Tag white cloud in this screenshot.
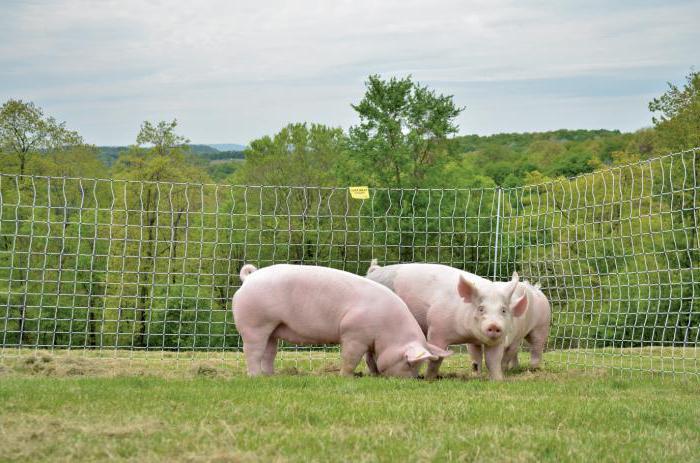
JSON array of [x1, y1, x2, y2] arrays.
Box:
[[0, 0, 697, 144]]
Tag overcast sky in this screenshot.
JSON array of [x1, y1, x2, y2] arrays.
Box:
[[1, 0, 698, 146]]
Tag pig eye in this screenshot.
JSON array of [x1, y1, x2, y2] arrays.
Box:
[[501, 308, 507, 314], [478, 306, 485, 313]]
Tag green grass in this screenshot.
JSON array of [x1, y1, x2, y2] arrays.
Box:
[[0, 352, 699, 462]]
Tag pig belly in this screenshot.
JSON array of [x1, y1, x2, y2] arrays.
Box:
[[271, 323, 339, 345]]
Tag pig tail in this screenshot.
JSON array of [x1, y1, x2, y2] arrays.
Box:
[[240, 264, 258, 282]]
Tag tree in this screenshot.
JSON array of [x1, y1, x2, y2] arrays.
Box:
[[0, 99, 83, 175], [31, 145, 107, 179], [0, 101, 85, 344], [135, 119, 190, 156], [348, 75, 464, 187], [649, 70, 700, 307], [649, 70, 700, 151], [235, 122, 347, 186], [111, 119, 210, 347], [234, 123, 350, 264]]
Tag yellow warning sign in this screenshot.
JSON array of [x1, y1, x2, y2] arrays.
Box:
[[349, 186, 369, 199]]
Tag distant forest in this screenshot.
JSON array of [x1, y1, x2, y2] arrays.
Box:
[[96, 144, 245, 180], [47, 129, 641, 186]]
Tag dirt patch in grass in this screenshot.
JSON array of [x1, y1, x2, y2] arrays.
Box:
[[190, 362, 225, 378], [8, 354, 131, 378], [0, 352, 579, 382], [1, 348, 695, 383]]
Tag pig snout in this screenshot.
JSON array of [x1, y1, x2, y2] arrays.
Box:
[[484, 323, 504, 339]]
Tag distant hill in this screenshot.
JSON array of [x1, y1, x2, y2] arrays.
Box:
[[96, 144, 237, 166], [94, 143, 245, 182], [190, 144, 221, 155], [96, 146, 127, 165], [197, 150, 245, 161], [450, 129, 624, 155], [207, 143, 247, 152]]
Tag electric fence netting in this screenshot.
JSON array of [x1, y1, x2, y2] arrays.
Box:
[[0, 148, 698, 378]]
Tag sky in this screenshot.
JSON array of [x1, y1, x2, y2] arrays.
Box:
[[1, 0, 698, 146]]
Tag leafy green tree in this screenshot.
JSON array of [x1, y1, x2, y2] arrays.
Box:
[[110, 119, 210, 347], [207, 160, 240, 182], [624, 128, 657, 158], [135, 119, 190, 156], [649, 70, 700, 151], [234, 123, 351, 264], [348, 75, 464, 187], [236, 123, 347, 186], [474, 145, 519, 185], [649, 71, 700, 316], [31, 145, 107, 178], [0, 99, 83, 175]]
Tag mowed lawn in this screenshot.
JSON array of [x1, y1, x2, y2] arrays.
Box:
[[0, 352, 698, 462]]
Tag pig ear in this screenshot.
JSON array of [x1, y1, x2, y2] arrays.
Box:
[[511, 293, 528, 318], [405, 344, 437, 365], [457, 275, 478, 303], [426, 343, 453, 359]]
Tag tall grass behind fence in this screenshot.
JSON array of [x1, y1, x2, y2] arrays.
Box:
[[0, 148, 698, 377]]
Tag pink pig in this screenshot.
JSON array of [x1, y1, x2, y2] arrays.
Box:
[[232, 264, 451, 377], [469, 280, 551, 373], [366, 261, 527, 380]]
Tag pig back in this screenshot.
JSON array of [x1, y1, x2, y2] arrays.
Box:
[[526, 283, 551, 327], [368, 263, 486, 333]]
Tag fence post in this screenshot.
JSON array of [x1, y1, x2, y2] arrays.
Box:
[[492, 187, 502, 280]]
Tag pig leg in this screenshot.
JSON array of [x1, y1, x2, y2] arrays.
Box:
[[510, 351, 520, 370], [340, 340, 367, 376], [242, 333, 272, 377], [526, 328, 548, 370], [467, 343, 483, 375], [484, 344, 505, 380], [425, 332, 448, 379], [261, 337, 278, 375], [365, 351, 379, 376], [501, 342, 520, 371], [425, 357, 444, 380]]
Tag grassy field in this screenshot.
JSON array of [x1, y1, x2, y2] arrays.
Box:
[[1, 351, 699, 462]]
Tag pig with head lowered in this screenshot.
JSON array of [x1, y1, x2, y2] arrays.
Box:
[[469, 280, 551, 373], [366, 261, 527, 380], [233, 264, 451, 377]]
